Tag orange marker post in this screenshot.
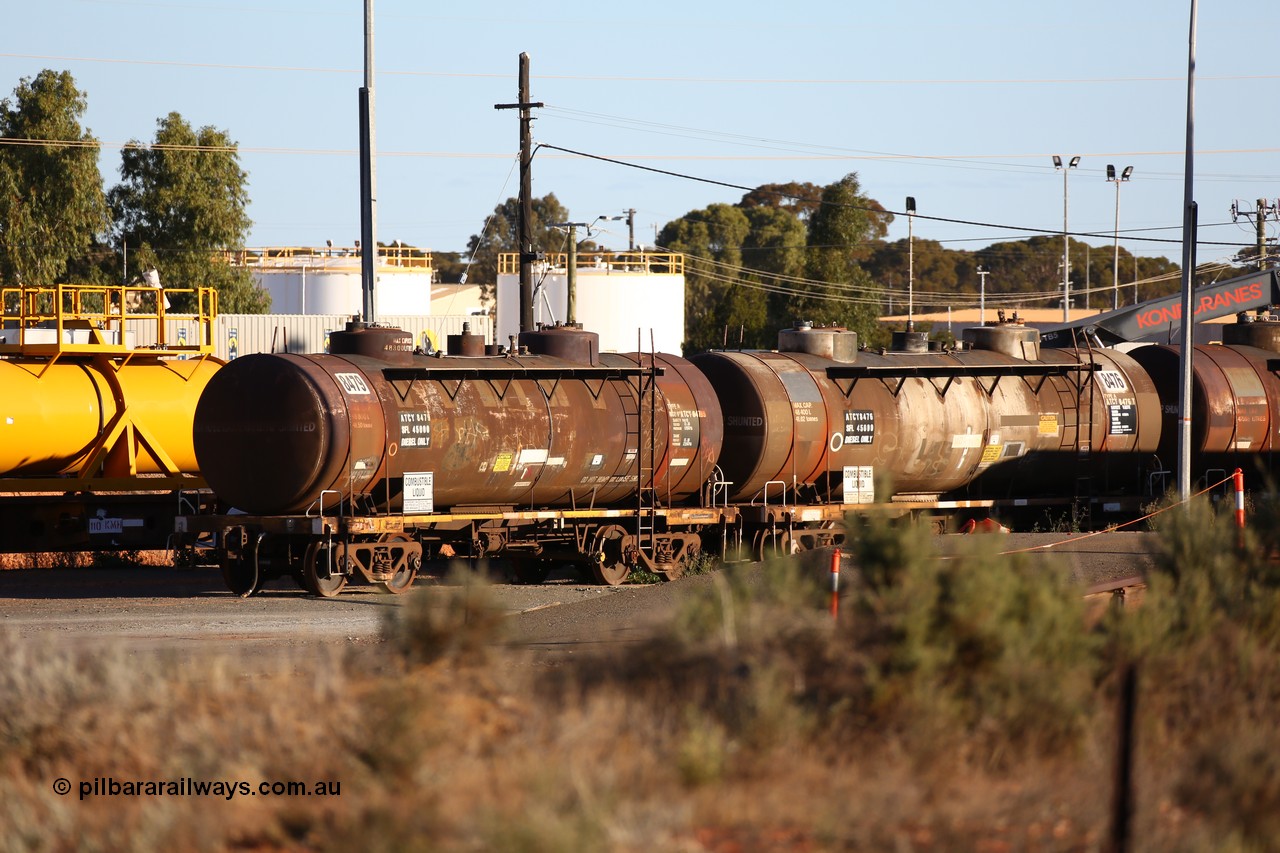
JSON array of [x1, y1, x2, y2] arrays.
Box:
[[829, 548, 841, 621], [1233, 468, 1245, 549]]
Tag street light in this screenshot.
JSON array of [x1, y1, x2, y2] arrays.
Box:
[[1107, 165, 1134, 311], [1053, 155, 1080, 322]]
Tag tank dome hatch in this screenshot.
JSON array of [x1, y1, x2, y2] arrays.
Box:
[[518, 323, 600, 365], [1222, 309, 1280, 352], [890, 329, 930, 353], [777, 321, 858, 362], [446, 321, 486, 356], [961, 311, 1041, 360], [328, 319, 413, 365]]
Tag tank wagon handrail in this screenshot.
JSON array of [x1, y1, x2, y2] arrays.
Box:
[[755, 480, 790, 511], [220, 246, 434, 271], [175, 488, 212, 517], [498, 251, 684, 276], [0, 283, 217, 357], [705, 466, 733, 509], [308, 489, 343, 520], [825, 362, 1100, 380], [826, 361, 1102, 398], [381, 364, 666, 381]]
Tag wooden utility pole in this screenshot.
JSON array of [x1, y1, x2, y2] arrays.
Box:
[[495, 53, 543, 334]]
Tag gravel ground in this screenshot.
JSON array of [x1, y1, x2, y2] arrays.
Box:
[[0, 531, 1161, 660]]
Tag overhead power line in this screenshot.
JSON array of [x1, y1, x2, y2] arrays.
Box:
[[538, 143, 1257, 250], [4, 52, 1280, 86]]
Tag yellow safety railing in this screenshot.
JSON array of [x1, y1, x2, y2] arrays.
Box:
[[0, 283, 217, 357], [222, 245, 434, 271], [498, 251, 684, 276]]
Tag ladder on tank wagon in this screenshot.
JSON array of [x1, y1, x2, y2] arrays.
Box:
[[627, 330, 660, 563]]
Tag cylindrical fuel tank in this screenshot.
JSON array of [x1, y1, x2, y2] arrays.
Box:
[[0, 357, 221, 477], [691, 345, 1000, 502], [193, 347, 723, 515], [1128, 340, 1279, 459], [693, 324, 1162, 503]]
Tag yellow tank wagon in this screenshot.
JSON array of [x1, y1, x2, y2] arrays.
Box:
[[0, 284, 222, 553]]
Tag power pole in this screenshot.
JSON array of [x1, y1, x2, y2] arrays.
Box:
[[495, 53, 544, 334], [623, 208, 636, 251], [1260, 199, 1268, 268], [1229, 198, 1278, 270]]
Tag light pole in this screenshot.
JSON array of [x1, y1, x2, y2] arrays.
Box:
[[1053, 155, 1080, 322], [1107, 165, 1134, 311], [906, 196, 916, 331]]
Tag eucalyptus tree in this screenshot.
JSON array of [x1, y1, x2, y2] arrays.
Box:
[[464, 193, 571, 306], [657, 202, 771, 352], [0, 70, 108, 287], [109, 111, 268, 313], [799, 173, 892, 342]]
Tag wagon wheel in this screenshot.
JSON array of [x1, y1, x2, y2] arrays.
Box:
[[302, 541, 347, 598], [752, 528, 795, 563], [660, 538, 700, 582], [591, 524, 632, 586], [221, 531, 264, 598], [378, 532, 421, 595]]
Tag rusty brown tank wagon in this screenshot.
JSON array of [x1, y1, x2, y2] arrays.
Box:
[[187, 322, 724, 595], [177, 313, 1280, 598], [688, 321, 1162, 552]]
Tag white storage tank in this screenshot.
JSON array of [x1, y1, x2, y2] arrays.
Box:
[[496, 250, 686, 354], [227, 246, 434, 316]]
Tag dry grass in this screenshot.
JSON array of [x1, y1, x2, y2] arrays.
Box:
[[0, 550, 172, 570], [3, 502, 1279, 851]]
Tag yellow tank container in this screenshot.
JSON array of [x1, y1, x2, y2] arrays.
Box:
[[0, 356, 222, 478]]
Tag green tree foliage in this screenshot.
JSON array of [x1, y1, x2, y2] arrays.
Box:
[[430, 250, 467, 284], [109, 112, 267, 313], [657, 203, 769, 350], [464, 193, 571, 306], [737, 181, 825, 221], [0, 70, 108, 286], [800, 174, 891, 341], [658, 173, 894, 352]]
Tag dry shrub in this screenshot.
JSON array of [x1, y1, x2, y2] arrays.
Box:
[[841, 513, 1101, 759], [1117, 495, 1280, 850], [7, 499, 1280, 850], [382, 562, 507, 666]]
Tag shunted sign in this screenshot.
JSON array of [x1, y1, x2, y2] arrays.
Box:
[[403, 472, 434, 513]]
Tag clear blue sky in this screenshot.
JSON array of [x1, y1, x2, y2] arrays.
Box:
[[6, 1, 1279, 282]]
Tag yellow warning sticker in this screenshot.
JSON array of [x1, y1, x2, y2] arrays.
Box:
[[1038, 414, 1059, 436], [980, 444, 1002, 464], [493, 451, 513, 473]]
